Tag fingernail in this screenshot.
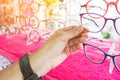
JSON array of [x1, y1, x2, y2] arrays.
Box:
[[84, 27, 89, 32], [78, 27, 84, 32]]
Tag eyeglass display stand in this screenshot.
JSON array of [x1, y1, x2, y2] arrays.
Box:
[[108, 28, 118, 74]]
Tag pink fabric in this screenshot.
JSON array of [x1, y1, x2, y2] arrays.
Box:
[[45, 52, 120, 80], [0, 34, 120, 80], [0, 34, 45, 62]]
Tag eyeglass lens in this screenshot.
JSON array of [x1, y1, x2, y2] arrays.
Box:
[[84, 44, 105, 63], [80, 13, 120, 35], [84, 38, 120, 71], [80, 13, 105, 33], [84, 39, 110, 63], [86, 0, 120, 17], [86, 0, 107, 16], [115, 18, 120, 35], [114, 56, 120, 71], [65, 0, 81, 16]]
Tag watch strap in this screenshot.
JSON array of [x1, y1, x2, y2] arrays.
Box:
[[19, 54, 42, 80]]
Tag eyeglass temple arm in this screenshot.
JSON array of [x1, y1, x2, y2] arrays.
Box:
[[81, 4, 105, 12], [82, 16, 99, 27]]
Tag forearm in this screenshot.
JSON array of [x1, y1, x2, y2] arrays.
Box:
[[0, 50, 52, 80], [0, 35, 64, 80]]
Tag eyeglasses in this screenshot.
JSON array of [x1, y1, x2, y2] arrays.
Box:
[[46, 0, 82, 16], [19, 2, 41, 14], [39, 18, 80, 30], [65, 0, 82, 16], [84, 0, 120, 17], [83, 38, 120, 72], [79, 13, 120, 35], [18, 15, 39, 29], [16, 26, 51, 42]]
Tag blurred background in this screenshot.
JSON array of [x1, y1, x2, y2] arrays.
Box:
[[1, 0, 120, 78], [0, 0, 120, 42]]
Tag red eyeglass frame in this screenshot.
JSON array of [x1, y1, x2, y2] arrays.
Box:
[[84, 0, 120, 17]]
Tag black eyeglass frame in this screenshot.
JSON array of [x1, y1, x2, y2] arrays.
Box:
[[83, 42, 120, 71]]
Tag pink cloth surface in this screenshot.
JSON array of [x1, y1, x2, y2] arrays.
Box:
[[0, 34, 120, 80], [0, 34, 45, 62], [45, 51, 120, 80]]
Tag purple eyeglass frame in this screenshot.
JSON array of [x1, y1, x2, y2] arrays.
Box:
[[79, 13, 120, 35]]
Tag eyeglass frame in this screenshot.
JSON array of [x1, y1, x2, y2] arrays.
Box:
[[19, 2, 42, 14], [83, 39, 120, 72], [46, 0, 82, 16], [84, 0, 120, 17], [79, 13, 120, 35]]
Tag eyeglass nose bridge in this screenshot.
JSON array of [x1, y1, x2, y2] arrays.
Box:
[[105, 18, 116, 27], [104, 0, 118, 6], [103, 17, 116, 29], [104, 0, 120, 14], [104, 18, 120, 35], [108, 2, 117, 5], [106, 53, 114, 58], [106, 2, 118, 11]]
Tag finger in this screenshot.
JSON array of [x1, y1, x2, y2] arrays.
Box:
[[80, 33, 89, 38], [72, 46, 77, 52], [66, 26, 84, 39], [76, 44, 81, 49], [61, 26, 76, 31], [64, 44, 70, 56], [69, 36, 87, 46], [68, 40, 74, 47], [83, 27, 89, 33], [78, 37, 87, 43], [68, 38, 79, 47], [73, 30, 89, 39], [69, 47, 74, 54], [69, 44, 81, 53]]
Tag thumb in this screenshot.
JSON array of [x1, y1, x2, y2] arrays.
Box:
[[64, 26, 84, 39]]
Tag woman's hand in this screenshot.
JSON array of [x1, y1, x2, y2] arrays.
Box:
[[0, 26, 89, 80], [40, 26, 89, 68]]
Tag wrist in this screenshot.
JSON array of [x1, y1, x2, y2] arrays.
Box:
[[28, 53, 52, 77], [19, 54, 41, 80]]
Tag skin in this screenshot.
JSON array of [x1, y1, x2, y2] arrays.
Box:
[[0, 26, 88, 80]]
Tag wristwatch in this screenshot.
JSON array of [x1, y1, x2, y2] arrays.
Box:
[[19, 54, 42, 80]]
